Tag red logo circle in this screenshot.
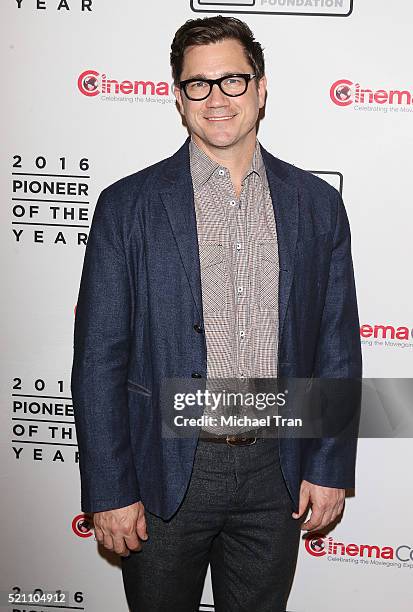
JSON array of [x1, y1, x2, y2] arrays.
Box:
[[78, 70, 100, 97], [330, 79, 353, 106], [72, 513, 94, 538], [305, 534, 327, 557]]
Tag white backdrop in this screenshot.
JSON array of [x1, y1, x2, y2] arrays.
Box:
[[1, 1, 412, 610]]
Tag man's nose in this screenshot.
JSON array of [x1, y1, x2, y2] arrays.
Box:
[[205, 83, 230, 107]]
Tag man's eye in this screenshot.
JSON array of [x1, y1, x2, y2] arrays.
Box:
[[188, 81, 208, 89], [225, 78, 242, 85]]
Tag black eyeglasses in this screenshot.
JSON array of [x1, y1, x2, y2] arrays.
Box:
[[179, 73, 256, 101]]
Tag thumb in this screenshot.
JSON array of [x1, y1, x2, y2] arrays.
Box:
[[292, 485, 310, 519]]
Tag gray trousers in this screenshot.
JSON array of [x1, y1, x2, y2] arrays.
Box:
[[121, 435, 303, 611]]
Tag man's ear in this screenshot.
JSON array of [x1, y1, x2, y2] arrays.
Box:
[[174, 85, 185, 116], [257, 75, 267, 109]]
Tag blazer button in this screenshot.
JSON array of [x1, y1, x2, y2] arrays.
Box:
[[191, 372, 202, 378], [193, 324, 203, 333]]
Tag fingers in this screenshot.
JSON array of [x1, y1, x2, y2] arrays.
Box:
[[124, 532, 143, 553], [302, 498, 344, 532], [94, 524, 104, 544], [293, 482, 345, 532], [92, 503, 147, 557], [292, 484, 310, 520], [301, 506, 328, 532], [95, 528, 118, 554], [136, 511, 149, 542], [94, 528, 144, 557], [95, 529, 143, 556], [114, 533, 140, 556]]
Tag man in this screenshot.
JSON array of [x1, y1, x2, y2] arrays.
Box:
[[71, 15, 362, 612]]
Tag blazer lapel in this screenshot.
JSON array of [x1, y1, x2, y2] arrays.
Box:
[[261, 145, 299, 341], [158, 139, 203, 320]]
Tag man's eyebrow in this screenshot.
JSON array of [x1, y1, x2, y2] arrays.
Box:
[[182, 71, 243, 81]]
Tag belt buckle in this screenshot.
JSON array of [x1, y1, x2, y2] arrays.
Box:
[[225, 434, 257, 446]]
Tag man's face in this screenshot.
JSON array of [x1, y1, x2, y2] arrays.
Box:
[[174, 38, 266, 151]]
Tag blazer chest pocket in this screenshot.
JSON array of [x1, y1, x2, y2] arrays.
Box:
[[259, 241, 280, 310], [199, 243, 227, 314]]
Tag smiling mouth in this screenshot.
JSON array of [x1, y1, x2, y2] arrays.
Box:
[[204, 115, 236, 121]]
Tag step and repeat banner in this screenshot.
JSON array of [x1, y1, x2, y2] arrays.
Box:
[[1, 1, 412, 610]]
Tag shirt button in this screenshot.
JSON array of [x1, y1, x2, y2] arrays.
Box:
[[218, 169, 225, 176], [237, 286, 243, 294], [236, 243, 242, 251], [240, 330, 245, 339], [229, 200, 236, 206]]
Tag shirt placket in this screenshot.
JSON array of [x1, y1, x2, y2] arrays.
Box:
[[237, 187, 250, 380], [223, 174, 251, 380]]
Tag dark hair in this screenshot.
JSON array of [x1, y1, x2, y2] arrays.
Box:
[[170, 15, 265, 86]]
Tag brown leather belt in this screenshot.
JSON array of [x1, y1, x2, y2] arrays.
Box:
[[199, 433, 258, 446]]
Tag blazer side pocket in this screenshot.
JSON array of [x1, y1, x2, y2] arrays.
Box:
[[127, 380, 152, 396]]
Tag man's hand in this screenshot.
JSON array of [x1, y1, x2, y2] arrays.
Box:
[[93, 501, 148, 557], [292, 480, 345, 532]]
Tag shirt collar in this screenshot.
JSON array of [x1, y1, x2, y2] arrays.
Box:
[[189, 136, 266, 192]]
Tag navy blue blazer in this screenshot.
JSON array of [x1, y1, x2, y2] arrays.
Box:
[[71, 137, 362, 519]]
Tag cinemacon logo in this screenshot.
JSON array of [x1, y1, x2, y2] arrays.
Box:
[[71, 514, 93, 538], [360, 323, 413, 340], [330, 79, 413, 107], [78, 69, 171, 97], [306, 534, 413, 562]]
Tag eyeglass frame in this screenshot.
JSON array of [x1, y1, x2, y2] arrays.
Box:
[[179, 73, 257, 101]]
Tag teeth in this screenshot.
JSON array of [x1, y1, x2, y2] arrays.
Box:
[[206, 116, 233, 121]]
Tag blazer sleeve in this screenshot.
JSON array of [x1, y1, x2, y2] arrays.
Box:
[[71, 187, 141, 513], [303, 189, 362, 489]]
